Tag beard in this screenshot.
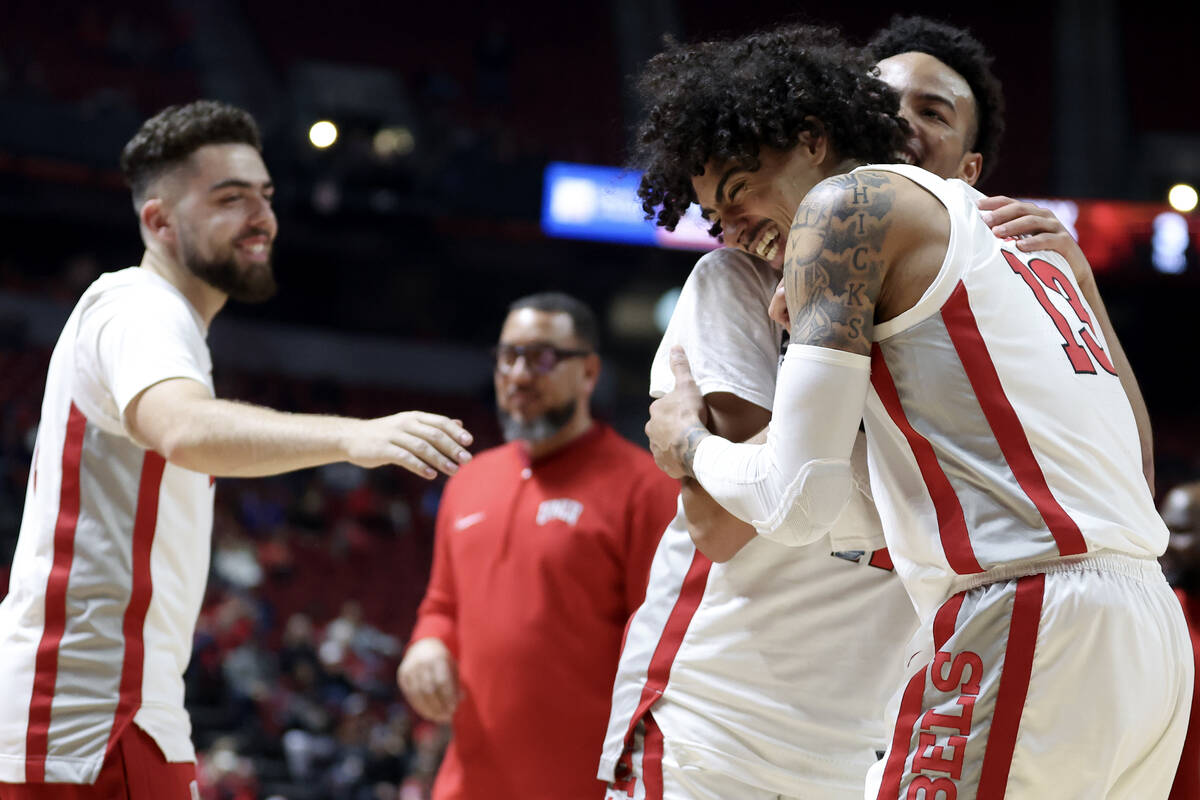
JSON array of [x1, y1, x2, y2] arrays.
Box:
[[497, 398, 577, 444], [180, 231, 278, 303]]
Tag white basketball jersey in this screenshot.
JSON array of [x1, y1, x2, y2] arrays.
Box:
[[860, 164, 1166, 620], [601, 249, 917, 796], [0, 268, 215, 783]]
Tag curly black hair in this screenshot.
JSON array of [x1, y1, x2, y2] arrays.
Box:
[[866, 15, 1005, 184], [631, 24, 909, 233], [120, 100, 262, 206]]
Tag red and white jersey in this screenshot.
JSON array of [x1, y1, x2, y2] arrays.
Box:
[[601, 249, 918, 797], [0, 267, 215, 783], [861, 164, 1167, 620]]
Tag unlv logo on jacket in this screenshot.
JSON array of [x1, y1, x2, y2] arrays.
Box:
[[537, 498, 584, 526]]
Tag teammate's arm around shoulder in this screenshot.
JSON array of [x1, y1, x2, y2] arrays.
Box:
[[681, 392, 770, 562], [125, 377, 473, 479], [646, 172, 923, 547], [977, 194, 1155, 494]]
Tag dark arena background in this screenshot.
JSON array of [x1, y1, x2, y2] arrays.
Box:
[[0, 1, 1197, 797]]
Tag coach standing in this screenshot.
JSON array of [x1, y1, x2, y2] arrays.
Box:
[[398, 292, 678, 800]]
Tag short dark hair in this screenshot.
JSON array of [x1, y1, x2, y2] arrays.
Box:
[[507, 292, 599, 350], [632, 24, 909, 234], [120, 100, 262, 206], [866, 15, 1005, 184]]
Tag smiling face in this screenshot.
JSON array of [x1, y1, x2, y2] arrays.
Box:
[[165, 142, 279, 302], [692, 145, 821, 271], [877, 51, 981, 184]]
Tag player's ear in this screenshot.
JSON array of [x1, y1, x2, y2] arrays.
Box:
[[958, 152, 983, 186], [140, 197, 175, 245], [582, 353, 601, 394], [797, 117, 829, 165]]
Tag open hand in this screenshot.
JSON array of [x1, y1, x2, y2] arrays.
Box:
[[977, 195, 1092, 286], [346, 412, 474, 478]]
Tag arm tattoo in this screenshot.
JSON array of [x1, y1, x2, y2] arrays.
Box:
[[783, 172, 894, 355], [678, 424, 710, 478]]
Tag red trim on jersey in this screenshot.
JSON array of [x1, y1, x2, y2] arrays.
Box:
[[871, 345, 984, 575], [933, 591, 966, 652], [26, 403, 87, 782], [876, 670, 928, 799], [642, 713, 665, 800], [104, 451, 166, 757], [621, 549, 711, 751], [941, 283, 1088, 557], [976, 574, 1045, 799]]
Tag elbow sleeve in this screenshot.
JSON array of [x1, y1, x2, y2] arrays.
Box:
[[691, 344, 870, 547]]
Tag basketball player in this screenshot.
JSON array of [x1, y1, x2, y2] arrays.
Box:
[[0, 100, 473, 798], [770, 15, 1155, 493], [602, 18, 1141, 799], [640, 24, 1191, 799]]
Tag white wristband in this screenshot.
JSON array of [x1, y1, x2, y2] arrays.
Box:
[[691, 344, 870, 546]]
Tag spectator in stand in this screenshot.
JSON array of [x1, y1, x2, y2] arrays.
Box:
[[1162, 481, 1200, 799], [397, 292, 679, 799]]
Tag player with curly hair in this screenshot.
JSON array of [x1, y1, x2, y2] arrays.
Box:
[[599, 25, 919, 800], [642, 22, 1191, 800]]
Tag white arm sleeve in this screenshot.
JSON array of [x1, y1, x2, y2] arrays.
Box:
[[690, 343, 871, 547]]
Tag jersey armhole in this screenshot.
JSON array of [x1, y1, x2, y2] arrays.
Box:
[[859, 166, 966, 342]]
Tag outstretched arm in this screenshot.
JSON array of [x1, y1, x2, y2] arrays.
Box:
[[978, 196, 1154, 494], [646, 172, 902, 544], [126, 377, 474, 479]]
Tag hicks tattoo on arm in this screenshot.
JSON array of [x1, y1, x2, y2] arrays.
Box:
[[783, 172, 894, 356]]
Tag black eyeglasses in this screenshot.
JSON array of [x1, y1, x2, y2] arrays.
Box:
[[492, 343, 591, 375]]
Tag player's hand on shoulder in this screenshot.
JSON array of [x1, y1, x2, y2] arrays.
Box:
[[347, 411, 474, 479], [397, 637, 460, 723], [646, 346, 709, 479], [977, 195, 1093, 286]]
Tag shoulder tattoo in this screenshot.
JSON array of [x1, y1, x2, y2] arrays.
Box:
[[782, 172, 894, 354]]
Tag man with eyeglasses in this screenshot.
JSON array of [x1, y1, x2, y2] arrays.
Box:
[[397, 292, 679, 800]]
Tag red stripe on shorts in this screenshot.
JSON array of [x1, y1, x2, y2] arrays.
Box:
[[105, 451, 166, 756], [976, 573, 1045, 799], [26, 403, 87, 782], [876, 670, 929, 799], [642, 713, 665, 800], [877, 590, 967, 799], [622, 549, 711, 749], [941, 283, 1088, 557], [933, 592, 966, 652], [871, 344, 984, 575]]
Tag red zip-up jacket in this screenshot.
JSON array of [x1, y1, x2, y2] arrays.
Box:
[[410, 423, 679, 800]]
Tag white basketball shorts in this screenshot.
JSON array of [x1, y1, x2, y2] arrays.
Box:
[[866, 553, 1192, 799]]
